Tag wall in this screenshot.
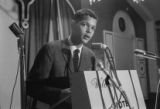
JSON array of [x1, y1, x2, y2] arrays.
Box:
[[0, 0, 21, 109], [81, 0, 146, 43], [146, 21, 159, 92]]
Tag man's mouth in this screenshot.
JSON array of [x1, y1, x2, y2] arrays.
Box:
[[83, 35, 90, 40]]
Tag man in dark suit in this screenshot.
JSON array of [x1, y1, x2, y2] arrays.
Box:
[[27, 8, 98, 109]]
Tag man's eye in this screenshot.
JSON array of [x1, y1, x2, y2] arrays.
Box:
[[81, 23, 86, 26], [91, 27, 96, 31]]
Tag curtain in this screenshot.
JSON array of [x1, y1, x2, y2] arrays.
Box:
[[25, 0, 51, 73], [25, 0, 75, 72], [51, 0, 75, 40], [25, 0, 75, 108], [25, 0, 51, 109]]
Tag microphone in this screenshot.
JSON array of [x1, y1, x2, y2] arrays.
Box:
[[97, 61, 105, 69], [91, 43, 108, 49], [91, 56, 96, 70], [134, 49, 160, 60], [62, 48, 71, 63], [9, 23, 24, 38], [134, 49, 146, 55]]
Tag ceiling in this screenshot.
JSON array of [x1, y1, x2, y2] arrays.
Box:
[[144, 0, 160, 21], [127, 0, 160, 21]]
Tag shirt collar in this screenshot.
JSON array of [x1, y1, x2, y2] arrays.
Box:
[[70, 45, 83, 57], [67, 37, 83, 57]]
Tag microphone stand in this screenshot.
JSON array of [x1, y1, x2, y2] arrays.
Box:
[[97, 63, 133, 109], [18, 33, 26, 109], [97, 62, 116, 108], [14, 0, 35, 108], [9, 23, 26, 109], [135, 51, 160, 109], [102, 47, 132, 109], [105, 72, 116, 108], [104, 48, 120, 105]]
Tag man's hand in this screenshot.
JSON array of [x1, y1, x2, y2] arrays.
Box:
[[60, 88, 71, 104]]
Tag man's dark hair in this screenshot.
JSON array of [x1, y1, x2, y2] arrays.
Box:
[[73, 8, 98, 22]]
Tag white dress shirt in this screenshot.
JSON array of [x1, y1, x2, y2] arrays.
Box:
[[70, 45, 83, 58]]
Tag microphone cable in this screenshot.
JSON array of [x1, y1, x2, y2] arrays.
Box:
[[104, 47, 133, 109], [104, 47, 121, 87], [154, 78, 160, 109], [9, 54, 20, 109]]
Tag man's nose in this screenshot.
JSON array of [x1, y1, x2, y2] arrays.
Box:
[[86, 27, 91, 33]]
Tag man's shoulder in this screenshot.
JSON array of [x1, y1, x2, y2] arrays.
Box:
[[83, 45, 95, 56], [43, 40, 63, 49], [47, 40, 62, 46], [37, 40, 62, 54]]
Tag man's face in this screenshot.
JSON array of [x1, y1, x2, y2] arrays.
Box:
[[72, 16, 97, 44]]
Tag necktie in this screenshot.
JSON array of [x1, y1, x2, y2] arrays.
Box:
[[73, 49, 79, 72]]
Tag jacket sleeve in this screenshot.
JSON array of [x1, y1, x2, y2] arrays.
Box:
[[26, 44, 64, 105]]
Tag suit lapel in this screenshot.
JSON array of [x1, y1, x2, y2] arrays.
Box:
[[78, 46, 94, 71], [78, 47, 85, 72], [61, 39, 74, 73]]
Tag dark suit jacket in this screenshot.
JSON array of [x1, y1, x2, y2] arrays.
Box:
[[27, 39, 96, 107]]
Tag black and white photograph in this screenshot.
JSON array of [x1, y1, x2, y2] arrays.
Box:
[[0, 0, 160, 109]]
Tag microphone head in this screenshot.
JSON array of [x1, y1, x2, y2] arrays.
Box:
[[134, 49, 145, 55], [91, 43, 107, 49], [9, 23, 24, 37], [134, 49, 159, 60], [97, 61, 104, 69]]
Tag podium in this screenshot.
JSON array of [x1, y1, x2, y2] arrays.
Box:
[[70, 70, 146, 109]]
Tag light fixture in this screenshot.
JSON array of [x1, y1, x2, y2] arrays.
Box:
[[89, 0, 101, 5], [133, 0, 144, 4]]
